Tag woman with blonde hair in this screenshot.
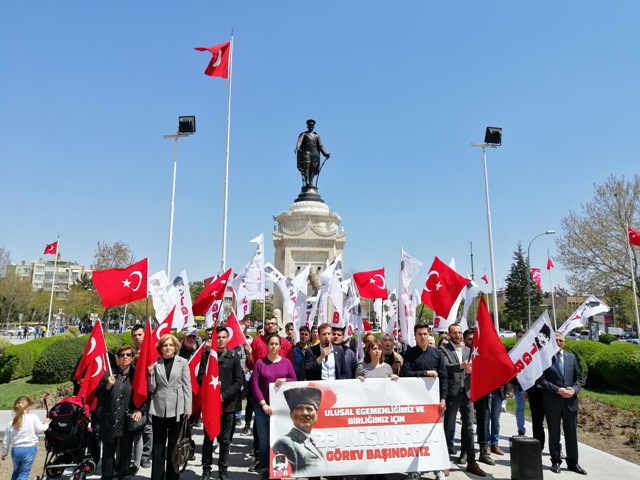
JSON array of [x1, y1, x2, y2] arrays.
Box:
[[147, 334, 192, 480], [2, 396, 50, 480]]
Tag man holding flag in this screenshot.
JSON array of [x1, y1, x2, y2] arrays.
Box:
[[198, 326, 243, 480]]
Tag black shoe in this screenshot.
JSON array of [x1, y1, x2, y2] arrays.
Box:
[[458, 451, 467, 465], [201, 472, 211, 480], [140, 458, 151, 469], [129, 464, 139, 475], [550, 463, 561, 474], [219, 471, 231, 480], [248, 460, 260, 472], [242, 426, 251, 435], [568, 464, 587, 475]]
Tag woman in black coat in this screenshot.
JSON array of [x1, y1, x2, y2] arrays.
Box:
[[96, 344, 148, 480]]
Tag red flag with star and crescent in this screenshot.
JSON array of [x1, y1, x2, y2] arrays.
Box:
[[421, 257, 470, 318], [188, 343, 206, 414], [92, 258, 148, 308], [481, 274, 488, 284], [629, 226, 640, 247], [75, 321, 109, 410], [131, 308, 175, 407], [43, 241, 58, 255], [353, 268, 388, 299], [194, 41, 231, 78], [470, 296, 517, 402], [192, 269, 232, 316], [201, 350, 222, 440], [547, 256, 554, 270], [225, 311, 247, 351]]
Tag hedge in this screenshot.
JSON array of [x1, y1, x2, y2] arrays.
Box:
[[590, 342, 640, 394], [563, 339, 608, 388], [31, 333, 126, 385], [0, 333, 74, 383]]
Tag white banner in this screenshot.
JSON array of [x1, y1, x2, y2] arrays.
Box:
[[168, 270, 194, 330], [268, 378, 449, 478], [508, 311, 559, 390], [557, 295, 610, 335]]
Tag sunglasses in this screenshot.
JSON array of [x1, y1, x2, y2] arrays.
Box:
[[118, 352, 133, 358]]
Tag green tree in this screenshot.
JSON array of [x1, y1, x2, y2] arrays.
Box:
[[27, 289, 57, 324], [73, 272, 94, 290], [504, 243, 544, 329], [556, 174, 640, 297], [0, 274, 33, 325]]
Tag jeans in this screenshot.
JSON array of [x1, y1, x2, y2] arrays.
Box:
[[254, 406, 271, 469], [11, 446, 37, 480], [514, 383, 526, 435], [485, 389, 503, 446]]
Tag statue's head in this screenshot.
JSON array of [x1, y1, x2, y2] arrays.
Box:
[[306, 119, 316, 130]]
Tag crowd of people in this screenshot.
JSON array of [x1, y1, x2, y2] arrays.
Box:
[[1, 318, 586, 480]]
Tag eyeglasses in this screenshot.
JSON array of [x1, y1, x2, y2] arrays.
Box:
[[118, 353, 133, 358]]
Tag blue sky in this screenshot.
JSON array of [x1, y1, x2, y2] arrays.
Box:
[[1, 2, 638, 298]]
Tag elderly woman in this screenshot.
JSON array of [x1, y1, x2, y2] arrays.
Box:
[[97, 344, 147, 480], [380, 333, 403, 375], [355, 340, 398, 380], [148, 334, 192, 480]]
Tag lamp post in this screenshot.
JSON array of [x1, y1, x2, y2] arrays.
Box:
[[526, 230, 556, 328], [472, 127, 502, 331], [163, 116, 196, 279]]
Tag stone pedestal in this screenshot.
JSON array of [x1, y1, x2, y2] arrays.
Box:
[[272, 200, 346, 322]]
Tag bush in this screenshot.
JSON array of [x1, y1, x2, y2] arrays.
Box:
[[0, 338, 12, 357], [591, 342, 640, 394], [0, 335, 72, 383], [501, 338, 518, 351], [598, 333, 618, 345], [67, 326, 80, 337], [564, 340, 608, 388]]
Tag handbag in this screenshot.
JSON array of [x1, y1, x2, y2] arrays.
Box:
[[126, 411, 148, 432], [171, 418, 194, 473]]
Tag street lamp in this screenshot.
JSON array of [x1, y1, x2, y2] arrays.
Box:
[[164, 116, 196, 278], [472, 127, 502, 331], [527, 230, 556, 328]]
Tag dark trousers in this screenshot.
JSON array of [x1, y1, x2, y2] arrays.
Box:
[[545, 402, 579, 466], [202, 412, 235, 473], [90, 409, 102, 465], [151, 415, 180, 480], [528, 387, 546, 450], [245, 387, 254, 427], [101, 434, 133, 480], [444, 391, 475, 461], [474, 395, 488, 446]]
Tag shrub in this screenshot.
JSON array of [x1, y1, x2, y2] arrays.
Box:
[[0, 338, 12, 357], [0, 335, 71, 383], [67, 326, 80, 337], [591, 342, 640, 394], [564, 340, 608, 388], [598, 333, 618, 345], [501, 338, 518, 351]]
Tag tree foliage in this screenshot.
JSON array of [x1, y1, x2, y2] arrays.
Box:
[[93, 241, 135, 270], [504, 243, 544, 329], [557, 174, 640, 297], [0, 274, 34, 323]]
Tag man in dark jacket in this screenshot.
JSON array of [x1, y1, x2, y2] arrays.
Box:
[[198, 326, 244, 480], [305, 323, 349, 381]]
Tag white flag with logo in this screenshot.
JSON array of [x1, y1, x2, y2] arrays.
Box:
[[318, 255, 344, 325], [557, 295, 610, 335], [398, 249, 422, 347], [168, 270, 195, 330], [290, 265, 310, 342], [461, 279, 482, 324], [509, 311, 559, 390], [148, 270, 172, 322]]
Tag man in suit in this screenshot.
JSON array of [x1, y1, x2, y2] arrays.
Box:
[[539, 333, 586, 475], [272, 387, 325, 474], [441, 324, 486, 477], [305, 323, 349, 380], [198, 326, 244, 480]]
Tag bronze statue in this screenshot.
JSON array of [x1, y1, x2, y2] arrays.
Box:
[[295, 119, 330, 188]]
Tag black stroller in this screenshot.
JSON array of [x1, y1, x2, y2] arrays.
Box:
[[36, 394, 96, 480]]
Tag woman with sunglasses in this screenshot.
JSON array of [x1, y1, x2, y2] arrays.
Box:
[[96, 345, 148, 480]]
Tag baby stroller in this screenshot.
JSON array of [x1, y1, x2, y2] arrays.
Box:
[[37, 394, 96, 480]]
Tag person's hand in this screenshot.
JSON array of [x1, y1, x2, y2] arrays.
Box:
[[274, 378, 286, 388], [566, 387, 576, 396], [357, 376, 365, 382], [438, 399, 447, 416], [390, 374, 399, 382], [521, 392, 528, 401], [44, 418, 51, 425], [204, 339, 212, 351], [131, 410, 142, 422], [183, 413, 191, 420], [322, 345, 331, 359], [425, 370, 438, 378], [262, 404, 272, 416], [462, 360, 472, 374], [147, 364, 154, 375], [106, 375, 116, 388]]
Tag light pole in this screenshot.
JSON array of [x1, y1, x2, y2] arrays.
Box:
[[527, 230, 556, 328], [164, 116, 196, 279], [472, 127, 502, 331]]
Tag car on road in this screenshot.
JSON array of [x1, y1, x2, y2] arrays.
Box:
[[1, 327, 35, 337], [499, 330, 516, 338]]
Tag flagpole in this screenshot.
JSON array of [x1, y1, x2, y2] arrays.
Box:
[[626, 224, 640, 336], [220, 33, 234, 271], [46, 235, 59, 338], [547, 249, 557, 330]]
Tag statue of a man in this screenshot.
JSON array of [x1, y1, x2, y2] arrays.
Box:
[[295, 119, 330, 187]]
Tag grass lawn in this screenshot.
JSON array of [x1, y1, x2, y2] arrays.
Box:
[[0, 377, 72, 410]]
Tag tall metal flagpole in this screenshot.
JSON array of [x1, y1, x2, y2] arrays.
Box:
[[547, 249, 557, 330], [46, 235, 59, 338], [626, 224, 640, 335], [220, 34, 234, 271]]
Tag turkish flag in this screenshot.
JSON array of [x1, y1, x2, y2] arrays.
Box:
[[629, 226, 640, 246], [225, 311, 246, 351], [481, 274, 488, 284], [92, 258, 148, 308], [547, 256, 555, 270], [421, 257, 470, 318], [201, 351, 222, 440], [470, 296, 517, 402], [188, 343, 206, 414], [43, 241, 58, 255], [76, 321, 109, 410], [531, 268, 541, 290], [353, 268, 388, 299], [194, 41, 231, 78], [192, 269, 232, 316]]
